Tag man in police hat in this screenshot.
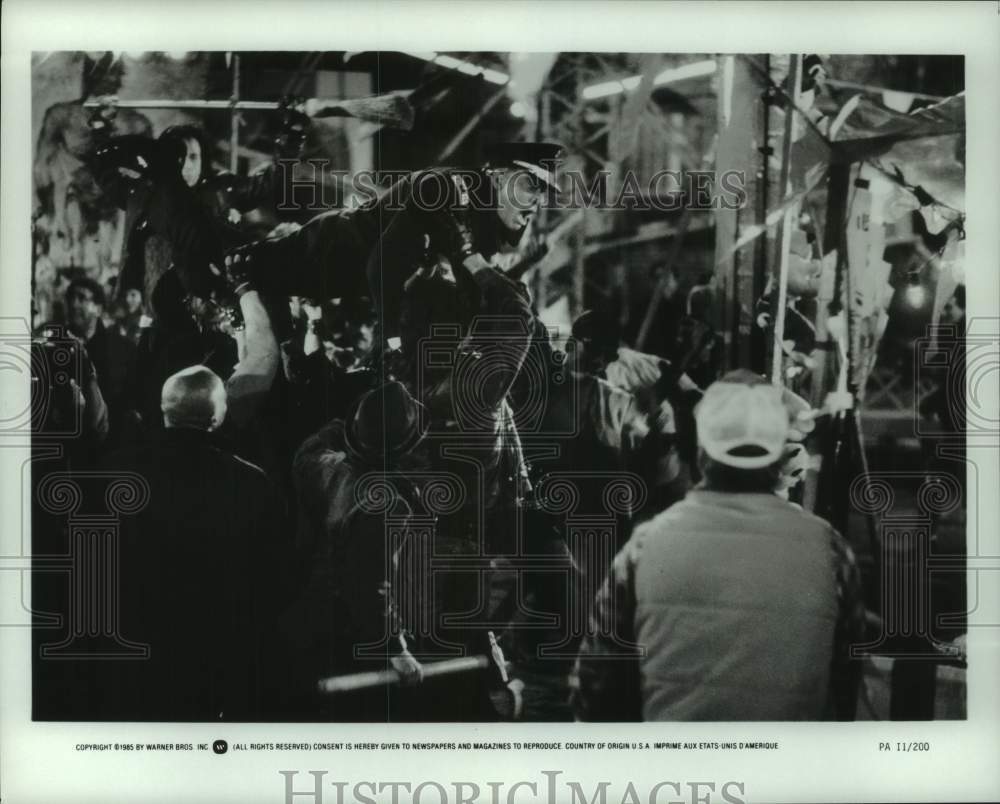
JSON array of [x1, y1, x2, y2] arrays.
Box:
[[224, 141, 563, 343]]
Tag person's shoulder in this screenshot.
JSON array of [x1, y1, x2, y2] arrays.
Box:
[[103, 322, 136, 351], [630, 497, 695, 540], [620, 501, 694, 567], [779, 496, 836, 533], [293, 422, 351, 478], [770, 496, 847, 551], [99, 443, 153, 472]]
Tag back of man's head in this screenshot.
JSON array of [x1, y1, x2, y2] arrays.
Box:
[[161, 365, 227, 431], [695, 370, 789, 492]]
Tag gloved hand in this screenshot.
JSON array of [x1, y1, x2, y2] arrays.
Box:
[[435, 208, 477, 268], [220, 246, 257, 297], [390, 634, 425, 687]]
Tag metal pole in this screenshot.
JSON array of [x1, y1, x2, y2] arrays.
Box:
[[435, 84, 509, 163], [769, 54, 803, 386], [316, 655, 489, 694], [229, 53, 241, 173], [534, 87, 552, 310], [82, 98, 287, 110]]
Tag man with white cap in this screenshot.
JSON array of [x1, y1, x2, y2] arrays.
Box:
[[571, 369, 865, 721]]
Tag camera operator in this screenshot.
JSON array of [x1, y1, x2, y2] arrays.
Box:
[[50, 276, 133, 446], [32, 328, 109, 460]]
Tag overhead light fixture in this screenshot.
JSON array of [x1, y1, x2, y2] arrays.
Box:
[[582, 59, 716, 100], [402, 51, 509, 85]]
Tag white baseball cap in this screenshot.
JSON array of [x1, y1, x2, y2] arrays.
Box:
[[696, 373, 790, 469]]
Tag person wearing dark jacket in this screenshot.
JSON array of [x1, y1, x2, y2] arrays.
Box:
[[58, 276, 134, 446], [572, 370, 865, 722], [78, 365, 295, 721], [91, 126, 289, 320], [225, 142, 563, 344], [282, 380, 428, 721]]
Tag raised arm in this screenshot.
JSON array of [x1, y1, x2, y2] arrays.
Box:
[[224, 289, 279, 428]]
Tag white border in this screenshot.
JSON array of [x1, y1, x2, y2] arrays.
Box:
[[2, 2, 999, 803]]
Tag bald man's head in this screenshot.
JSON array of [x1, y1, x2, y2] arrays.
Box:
[[161, 365, 227, 431]]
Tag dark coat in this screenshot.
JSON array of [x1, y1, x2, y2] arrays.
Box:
[[93, 137, 281, 325], [69, 427, 295, 721], [283, 419, 423, 720], [235, 167, 513, 338], [83, 318, 136, 443]]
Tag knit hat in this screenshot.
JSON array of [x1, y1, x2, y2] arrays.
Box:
[[695, 371, 789, 469]]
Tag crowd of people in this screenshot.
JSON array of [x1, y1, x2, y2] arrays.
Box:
[[32, 119, 868, 724]]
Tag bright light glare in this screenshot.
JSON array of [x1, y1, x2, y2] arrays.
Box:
[[582, 59, 716, 100], [905, 284, 928, 308], [404, 51, 509, 85]]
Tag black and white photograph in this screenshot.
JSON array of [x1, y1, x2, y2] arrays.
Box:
[[2, 2, 998, 803]]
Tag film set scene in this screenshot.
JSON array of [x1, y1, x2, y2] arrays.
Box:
[[28, 50, 967, 723]]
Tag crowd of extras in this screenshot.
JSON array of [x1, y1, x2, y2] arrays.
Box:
[[33, 125, 868, 724]]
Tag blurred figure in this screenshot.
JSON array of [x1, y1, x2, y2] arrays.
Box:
[[754, 228, 831, 389], [226, 142, 562, 347], [627, 264, 683, 358], [574, 309, 699, 508], [923, 284, 966, 436], [280, 295, 379, 451], [572, 370, 865, 721], [558, 311, 658, 513], [282, 380, 429, 720], [672, 283, 723, 391], [60, 276, 135, 441], [118, 286, 145, 343]]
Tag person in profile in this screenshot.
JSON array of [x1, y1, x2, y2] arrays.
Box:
[[88, 365, 294, 721]]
